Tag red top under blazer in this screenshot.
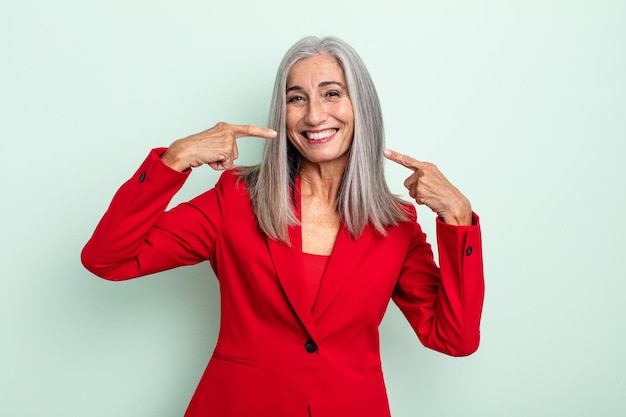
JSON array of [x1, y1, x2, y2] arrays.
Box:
[[81, 149, 485, 417]]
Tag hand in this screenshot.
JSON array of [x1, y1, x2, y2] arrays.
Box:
[[384, 149, 472, 226], [161, 122, 277, 171]]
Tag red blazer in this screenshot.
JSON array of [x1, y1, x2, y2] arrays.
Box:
[[81, 149, 485, 417]]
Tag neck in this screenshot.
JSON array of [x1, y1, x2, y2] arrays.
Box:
[[299, 159, 347, 205]]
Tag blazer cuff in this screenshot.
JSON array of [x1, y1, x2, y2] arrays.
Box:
[[436, 212, 480, 229], [129, 147, 192, 189]]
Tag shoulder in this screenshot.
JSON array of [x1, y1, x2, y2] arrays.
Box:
[[368, 200, 419, 242], [186, 168, 252, 215], [396, 199, 418, 223], [215, 168, 249, 193]]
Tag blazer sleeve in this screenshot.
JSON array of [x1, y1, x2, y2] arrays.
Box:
[[392, 211, 485, 357], [81, 148, 229, 281]]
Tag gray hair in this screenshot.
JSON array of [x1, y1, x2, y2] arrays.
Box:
[[240, 36, 407, 244]]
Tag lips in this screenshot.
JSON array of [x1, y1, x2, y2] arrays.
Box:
[[303, 128, 338, 140]]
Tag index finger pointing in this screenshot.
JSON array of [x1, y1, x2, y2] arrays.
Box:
[[383, 149, 423, 171], [231, 124, 277, 140]]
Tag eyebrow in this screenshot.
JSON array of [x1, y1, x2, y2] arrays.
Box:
[[286, 81, 346, 92]]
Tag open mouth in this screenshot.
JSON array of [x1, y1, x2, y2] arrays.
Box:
[[303, 129, 338, 141]]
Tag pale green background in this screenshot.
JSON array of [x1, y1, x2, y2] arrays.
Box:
[[1, 0, 625, 416]]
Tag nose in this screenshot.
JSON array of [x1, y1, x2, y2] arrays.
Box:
[[304, 98, 327, 126]]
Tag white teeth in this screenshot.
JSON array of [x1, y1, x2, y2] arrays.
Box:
[[305, 129, 336, 140]]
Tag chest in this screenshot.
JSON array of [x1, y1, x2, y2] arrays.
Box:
[[300, 198, 340, 255]]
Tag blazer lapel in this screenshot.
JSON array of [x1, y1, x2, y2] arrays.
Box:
[[265, 176, 375, 336], [266, 226, 317, 340], [312, 223, 373, 321], [266, 177, 317, 340]]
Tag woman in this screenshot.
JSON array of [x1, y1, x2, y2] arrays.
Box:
[[82, 36, 484, 417]]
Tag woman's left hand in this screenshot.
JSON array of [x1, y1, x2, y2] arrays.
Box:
[[384, 149, 473, 226]]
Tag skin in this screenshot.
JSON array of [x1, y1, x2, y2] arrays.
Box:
[[160, 122, 277, 171], [284, 54, 355, 255], [384, 149, 473, 226], [160, 53, 472, 256]]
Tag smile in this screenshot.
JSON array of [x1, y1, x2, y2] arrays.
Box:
[[304, 129, 338, 140]]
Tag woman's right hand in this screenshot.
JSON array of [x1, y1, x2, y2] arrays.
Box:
[[160, 122, 277, 172]]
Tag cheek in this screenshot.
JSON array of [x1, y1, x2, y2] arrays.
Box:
[[285, 109, 300, 131], [284, 114, 300, 144], [339, 104, 355, 126]]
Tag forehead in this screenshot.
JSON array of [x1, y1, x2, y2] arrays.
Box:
[[287, 54, 345, 85]]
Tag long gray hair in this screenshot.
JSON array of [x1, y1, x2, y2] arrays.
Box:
[[240, 36, 407, 244]]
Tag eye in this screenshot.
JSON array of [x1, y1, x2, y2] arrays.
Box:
[[326, 90, 340, 97], [287, 95, 305, 103]]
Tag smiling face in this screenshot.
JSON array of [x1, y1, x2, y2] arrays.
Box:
[[285, 54, 355, 170]]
